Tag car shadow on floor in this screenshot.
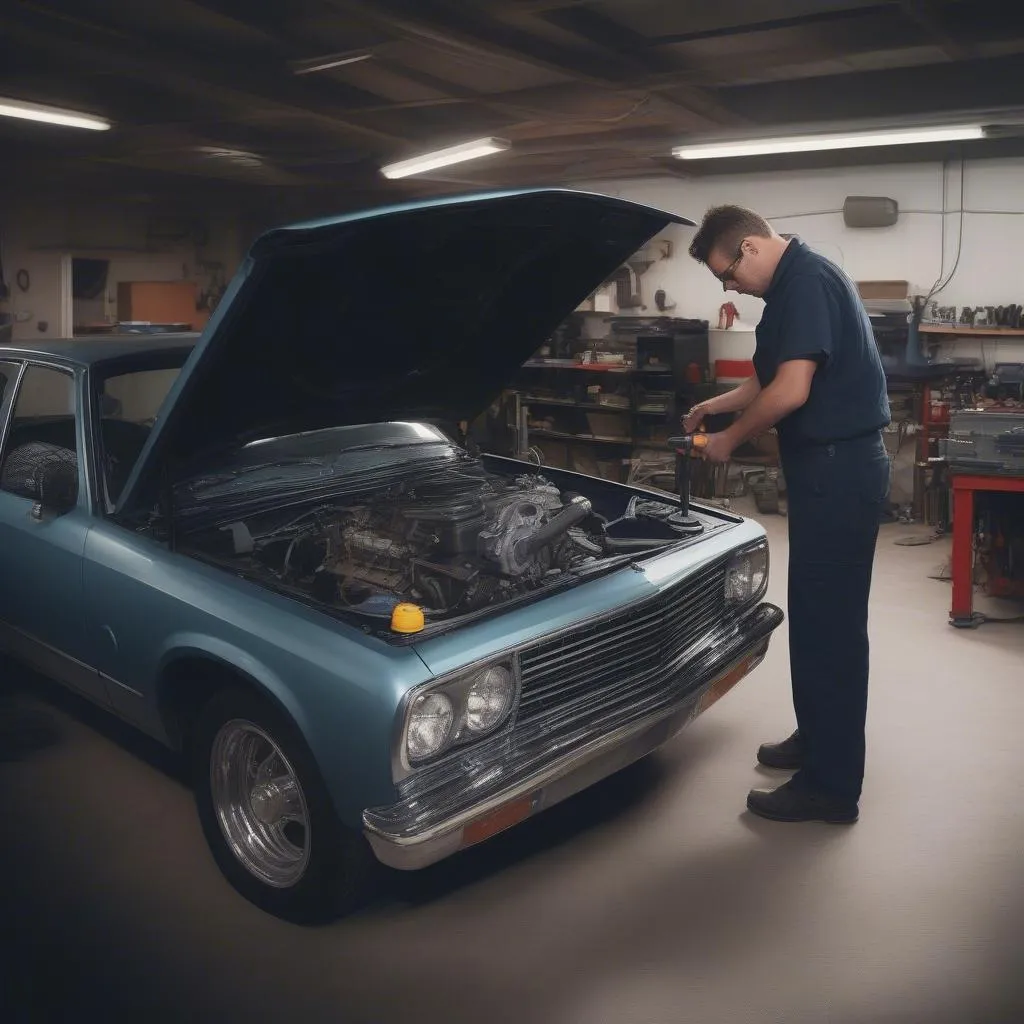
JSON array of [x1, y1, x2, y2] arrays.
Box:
[[0, 656, 187, 782], [0, 694, 61, 763], [380, 728, 723, 913], [381, 753, 673, 909], [0, 654, 723, 917]]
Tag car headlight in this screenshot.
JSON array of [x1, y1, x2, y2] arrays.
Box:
[[406, 692, 456, 761], [466, 665, 514, 733], [404, 660, 518, 766], [725, 540, 769, 607]]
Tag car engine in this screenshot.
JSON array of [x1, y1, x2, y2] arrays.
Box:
[[190, 464, 690, 623]]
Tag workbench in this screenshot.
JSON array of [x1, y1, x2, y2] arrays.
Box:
[[949, 472, 1024, 627]]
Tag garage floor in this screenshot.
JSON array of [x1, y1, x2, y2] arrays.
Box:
[[2, 506, 1023, 1024]]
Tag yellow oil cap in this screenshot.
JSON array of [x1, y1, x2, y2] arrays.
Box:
[[391, 602, 425, 634]]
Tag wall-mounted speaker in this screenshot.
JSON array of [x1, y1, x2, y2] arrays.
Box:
[[843, 196, 899, 228]]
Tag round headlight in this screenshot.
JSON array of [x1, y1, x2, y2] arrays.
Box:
[[465, 665, 513, 733], [407, 692, 455, 761]]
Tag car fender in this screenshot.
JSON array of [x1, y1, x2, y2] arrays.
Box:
[[156, 632, 309, 735]]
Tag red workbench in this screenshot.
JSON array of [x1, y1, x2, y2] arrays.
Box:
[[950, 473, 1024, 627]]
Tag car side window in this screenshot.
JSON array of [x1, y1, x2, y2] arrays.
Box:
[[0, 364, 80, 502], [0, 362, 21, 428], [97, 366, 182, 507]]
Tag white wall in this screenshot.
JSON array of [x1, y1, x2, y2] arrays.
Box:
[[1, 200, 245, 343], [580, 156, 1024, 368], [104, 367, 180, 422], [73, 255, 196, 329], [5, 254, 71, 342]]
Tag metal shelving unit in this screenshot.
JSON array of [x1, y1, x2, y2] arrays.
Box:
[[506, 320, 712, 481]]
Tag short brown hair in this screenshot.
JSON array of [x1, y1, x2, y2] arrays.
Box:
[[688, 205, 773, 264]]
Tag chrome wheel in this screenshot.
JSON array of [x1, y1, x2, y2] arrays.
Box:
[[209, 719, 311, 888]]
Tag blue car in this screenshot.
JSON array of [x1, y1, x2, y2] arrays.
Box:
[[0, 189, 782, 922]]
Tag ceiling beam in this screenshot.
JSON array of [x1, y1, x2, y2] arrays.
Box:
[[322, 0, 747, 127], [1, 4, 408, 147], [718, 51, 1024, 123], [644, 5, 894, 46], [168, 0, 574, 127], [899, 1, 975, 60], [533, 4, 746, 127]]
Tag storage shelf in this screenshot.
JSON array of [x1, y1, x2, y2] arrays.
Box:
[[522, 360, 676, 374], [919, 325, 1024, 337], [529, 429, 633, 444], [521, 395, 668, 416], [523, 360, 631, 373], [522, 395, 630, 412], [513, 325, 709, 465]]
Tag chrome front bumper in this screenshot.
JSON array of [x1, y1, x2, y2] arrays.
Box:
[[363, 602, 783, 870]]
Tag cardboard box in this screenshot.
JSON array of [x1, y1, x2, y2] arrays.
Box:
[[856, 280, 909, 301]]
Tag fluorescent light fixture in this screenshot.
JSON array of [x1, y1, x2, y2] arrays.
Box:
[[291, 52, 373, 75], [0, 96, 110, 131], [672, 124, 985, 160], [380, 137, 511, 179]]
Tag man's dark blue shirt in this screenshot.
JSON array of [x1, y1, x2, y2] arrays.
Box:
[[753, 238, 890, 448]]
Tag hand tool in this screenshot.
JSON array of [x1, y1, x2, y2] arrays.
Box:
[[666, 433, 709, 533]]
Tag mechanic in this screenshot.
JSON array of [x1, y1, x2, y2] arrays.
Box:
[[683, 205, 890, 824]]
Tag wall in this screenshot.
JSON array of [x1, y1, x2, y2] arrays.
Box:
[[103, 367, 180, 422], [579, 155, 1024, 369], [3, 254, 71, 342], [73, 257, 195, 329], [0, 200, 246, 343]]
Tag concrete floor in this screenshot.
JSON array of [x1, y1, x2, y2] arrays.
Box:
[[1, 507, 1023, 1024]]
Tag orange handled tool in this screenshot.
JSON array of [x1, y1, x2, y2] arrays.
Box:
[[667, 433, 708, 455]]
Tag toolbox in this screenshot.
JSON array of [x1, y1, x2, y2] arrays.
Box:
[[939, 410, 1024, 476]]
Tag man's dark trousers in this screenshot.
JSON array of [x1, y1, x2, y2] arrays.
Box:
[[781, 431, 890, 806]]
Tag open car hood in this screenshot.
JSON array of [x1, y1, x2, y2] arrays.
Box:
[[116, 188, 690, 518]]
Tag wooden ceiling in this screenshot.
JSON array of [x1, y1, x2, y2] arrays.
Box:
[[4, 0, 1024, 215]]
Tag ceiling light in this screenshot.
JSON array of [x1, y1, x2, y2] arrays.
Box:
[[672, 124, 985, 160], [291, 52, 373, 75], [0, 96, 110, 131], [380, 137, 511, 179]]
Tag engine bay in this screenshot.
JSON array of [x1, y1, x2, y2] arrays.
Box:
[[183, 455, 722, 625]]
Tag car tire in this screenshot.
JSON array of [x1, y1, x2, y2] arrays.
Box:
[[192, 686, 376, 924]]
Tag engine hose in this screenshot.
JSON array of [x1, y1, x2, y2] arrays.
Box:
[[518, 497, 592, 558]]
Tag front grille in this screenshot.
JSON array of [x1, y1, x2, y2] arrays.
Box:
[[516, 558, 728, 727]]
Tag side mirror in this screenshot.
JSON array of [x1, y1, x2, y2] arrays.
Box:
[[1, 442, 79, 516]]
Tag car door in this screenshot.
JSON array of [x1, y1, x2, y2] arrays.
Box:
[[0, 360, 108, 705]]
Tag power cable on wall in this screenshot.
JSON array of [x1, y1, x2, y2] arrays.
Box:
[[930, 159, 949, 298], [764, 158, 979, 301], [925, 157, 966, 302], [766, 208, 1024, 218]]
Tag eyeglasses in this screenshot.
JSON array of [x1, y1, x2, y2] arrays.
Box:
[[712, 245, 745, 288]]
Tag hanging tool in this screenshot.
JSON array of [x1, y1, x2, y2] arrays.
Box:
[[666, 433, 709, 534]]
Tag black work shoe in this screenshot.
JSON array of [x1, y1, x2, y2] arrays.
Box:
[[756, 728, 802, 770], [746, 777, 858, 824]]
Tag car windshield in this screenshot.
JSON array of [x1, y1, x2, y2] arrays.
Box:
[[97, 364, 183, 505]]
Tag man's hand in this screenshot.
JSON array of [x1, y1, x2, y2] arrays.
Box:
[[681, 403, 708, 434], [680, 376, 762, 435], [698, 431, 736, 464]]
